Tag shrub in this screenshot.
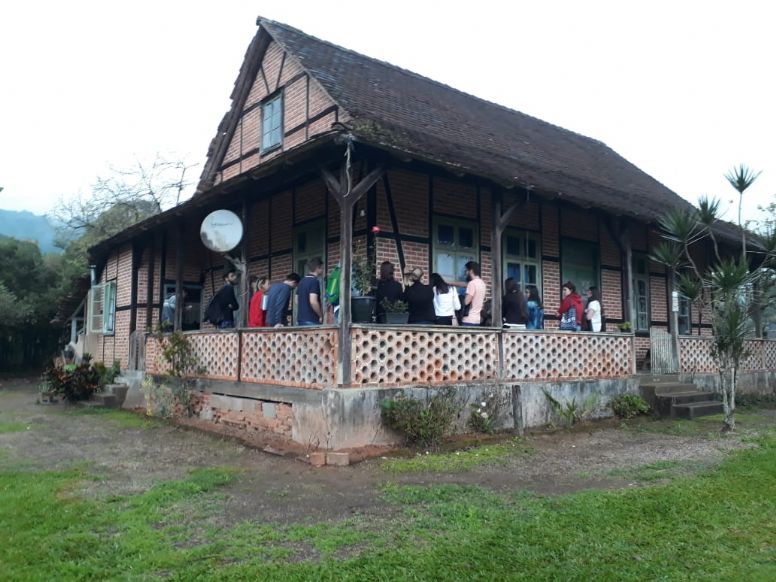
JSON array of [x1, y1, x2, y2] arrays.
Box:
[[93, 360, 121, 387], [381, 390, 460, 447], [611, 394, 651, 419], [154, 328, 204, 378], [42, 355, 101, 402], [467, 391, 509, 434]]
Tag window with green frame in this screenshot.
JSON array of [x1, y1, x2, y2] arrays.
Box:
[[89, 281, 116, 335], [632, 253, 650, 331], [432, 217, 478, 283], [561, 239, 598, 296], [503, 229, 541, 295]]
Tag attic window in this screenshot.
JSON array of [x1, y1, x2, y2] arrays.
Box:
[[261, 93, 283, 151]]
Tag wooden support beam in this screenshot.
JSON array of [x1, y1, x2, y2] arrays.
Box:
[[174, 222, 185, 332], [491, 191, 523, 328], [321, 161, 384, 386], [239, 200, 249, 328], [145, 235, 156, 332]]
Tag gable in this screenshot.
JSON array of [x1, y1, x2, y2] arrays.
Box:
[[211, 39, 346, 186]]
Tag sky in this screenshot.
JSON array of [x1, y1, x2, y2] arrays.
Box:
[[1, 0, 774, 226]]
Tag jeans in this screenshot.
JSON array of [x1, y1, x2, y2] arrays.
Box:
[[462, 322, 480, 327], [435, 316, 453, 326], [218, 320, 234, 329], [298, 321, 320, 326]]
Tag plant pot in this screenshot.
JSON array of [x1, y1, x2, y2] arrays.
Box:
[[351, 296, 376, 323], [382, 311, 410, 325]]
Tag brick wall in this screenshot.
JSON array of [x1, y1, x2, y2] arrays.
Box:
[[190, 393, 293, 439], [601, 269, 623, 323]]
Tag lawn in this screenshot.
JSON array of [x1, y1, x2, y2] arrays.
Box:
[[1, 431, 774, 580]]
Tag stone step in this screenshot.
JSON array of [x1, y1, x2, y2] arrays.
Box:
[[91, 393, 118, 409], [105, 384, 129, 407], [654, 391, 715, 416], [642, 382, 699, 394], [671, 401, 724, 420]]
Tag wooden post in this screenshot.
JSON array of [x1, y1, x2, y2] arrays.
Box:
[[174, 222, 185, 332], [239, 200, 249, 328], [321, 159, 384, 386], [619, 225, 633, 328], [491, 190, 521, 328], [146, 234, 156, 332]]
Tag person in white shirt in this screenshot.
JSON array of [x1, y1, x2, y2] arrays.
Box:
[[586, 286, 603, 332], [430, 272, 460, 325]]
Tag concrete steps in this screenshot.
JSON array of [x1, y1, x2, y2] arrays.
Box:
[[82, 384, 129, 409], [639, 378, 722, 420]]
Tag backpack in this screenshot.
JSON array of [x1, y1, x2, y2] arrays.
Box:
[[204, 294, 224, 325], [326, 265, 341, 306]]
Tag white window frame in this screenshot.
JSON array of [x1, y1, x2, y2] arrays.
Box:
[[432, 217, 479, 283], [89, 281, 116, 335], [502, 228, 542, 295], [261, 93, 283, 152]]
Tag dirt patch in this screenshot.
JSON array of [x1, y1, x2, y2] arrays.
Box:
[[1, 377, 773, 526]]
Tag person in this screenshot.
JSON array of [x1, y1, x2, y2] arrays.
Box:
[[161, 288, 187, 328], [297, 258, 324, 325], [502, 278, 528, 327], [265, 273, 301, 327], [402, 268, 435, 324], [375, 261, 404, 322], [462, 261, 487, 327], [430, 272, 460, 325], [210, 271, 239, 329], [248, 276, 270, 327], [525, 285, 544, 330], [586, 286, 603, 332], [558, 280, 584, 331]]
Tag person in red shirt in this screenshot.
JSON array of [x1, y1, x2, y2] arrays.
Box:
[[248, 276, 270, 327], [558, 280, 584, 330]]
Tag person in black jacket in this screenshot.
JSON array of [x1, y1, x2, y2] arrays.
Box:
[[212, 270, 239, 329], [503, 277, 528, 327], [375, 261, 404, 322], [402, 268, 435, 325]]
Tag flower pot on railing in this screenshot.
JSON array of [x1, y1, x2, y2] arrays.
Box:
[[377, 298, 409, 325], [352, 296, 376, 323]]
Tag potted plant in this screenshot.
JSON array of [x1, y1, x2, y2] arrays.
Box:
[[351, 257, 376, 323], [617, 321, 633, 333], [379, 298, 409, 324]]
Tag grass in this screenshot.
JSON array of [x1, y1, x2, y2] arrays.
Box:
[[608, 459, 707, 483], [56, 407, 158, 429], [623, 412, 772, 438], [380, 437, 533, 474], [0, 421, 28, 434], [2, 432, 775, 579]]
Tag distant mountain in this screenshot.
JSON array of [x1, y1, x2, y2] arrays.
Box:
[[0, 209, 61, 254]]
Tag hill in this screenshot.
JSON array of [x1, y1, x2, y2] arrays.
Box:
[[0, 209, 61, 254]]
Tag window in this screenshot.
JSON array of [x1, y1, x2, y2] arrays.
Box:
[[261, 93, 283, 151], [432, 218, 478, 283], [162, 284, 203, 331], [561, 239, 599, 295], [503, 229, 541, 295], [632, 254, 650, 331], [678, 294, 692, 335], [89, 281, 116, 335]]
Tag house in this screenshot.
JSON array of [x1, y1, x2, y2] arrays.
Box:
[[73, 17, 774, 448]]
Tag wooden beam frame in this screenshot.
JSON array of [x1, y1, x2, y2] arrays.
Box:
[[174, 222, 185, 332], [490, 190, 523, 328], [321, 159, 384, 385]]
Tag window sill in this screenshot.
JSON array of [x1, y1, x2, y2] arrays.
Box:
[[261, 143, 282, 155]]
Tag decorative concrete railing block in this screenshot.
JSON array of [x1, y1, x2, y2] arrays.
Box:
[[678, 337, 776, 373], [503, 331, 633, 381], [186, 332, 240, 381], [350, 326, 499, 386], [240, 327, 338, 389]]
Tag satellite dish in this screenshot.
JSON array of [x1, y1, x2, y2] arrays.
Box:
[[200, 209, 243, 252]]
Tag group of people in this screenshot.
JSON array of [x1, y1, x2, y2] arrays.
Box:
[[193, 258, 603, 332]]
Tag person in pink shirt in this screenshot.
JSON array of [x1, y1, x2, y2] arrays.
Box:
[[462, 261, 487, 327]]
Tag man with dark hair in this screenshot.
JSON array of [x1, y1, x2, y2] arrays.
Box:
[[297, 257, 324, 325], [207, 270, 239, 329], [462, 261, 486, 326], [265, 273, 301, 327]]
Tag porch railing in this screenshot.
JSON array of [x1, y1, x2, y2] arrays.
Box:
[[146, 326, 639, 389], [678, 336, 776, 374]]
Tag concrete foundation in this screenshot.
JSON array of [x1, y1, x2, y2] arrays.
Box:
[[680, 371, 776, 396]]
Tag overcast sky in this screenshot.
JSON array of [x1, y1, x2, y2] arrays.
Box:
[[1, 0, 774, 226]]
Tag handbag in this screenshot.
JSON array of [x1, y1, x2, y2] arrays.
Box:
[[559, 307, 577, 331]]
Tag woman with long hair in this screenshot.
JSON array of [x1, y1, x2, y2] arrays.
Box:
[[430, 272, 460, 325], [248, 276, 270, 327], [375, 261, 404, 323], [558, 281, 584, 331], [503, 277, 528, 327], [525, 285, 544, 330], [586, 286, 604, 332]]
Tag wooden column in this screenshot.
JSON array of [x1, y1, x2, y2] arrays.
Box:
[[619, 225, 633, 327], [321, 161, 384, 386], [491, 190, 521, 328], [145, 234, 156, 332], [239, 200, 249, 328], [174, 222, 185, 332]]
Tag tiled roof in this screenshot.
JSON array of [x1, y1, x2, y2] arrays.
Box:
[[258, 18, 695, 222]]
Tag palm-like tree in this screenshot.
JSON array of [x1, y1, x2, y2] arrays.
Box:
[[725, 164, 761, 262]]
